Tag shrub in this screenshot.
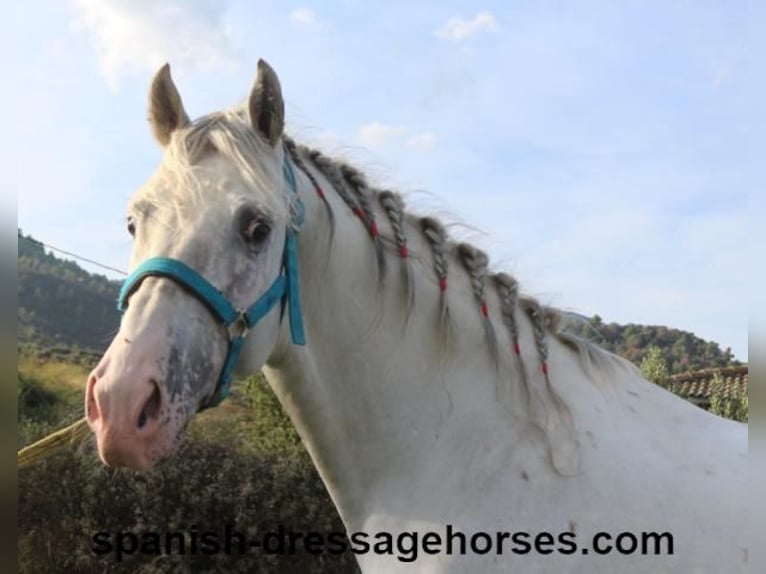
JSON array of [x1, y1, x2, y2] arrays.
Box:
[[18, 373, 358, 574], [639, 346, 670, 388], [708, 370, 748, 422]]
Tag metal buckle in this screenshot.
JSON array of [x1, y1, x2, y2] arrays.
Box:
[[226, 312, 249, 341]]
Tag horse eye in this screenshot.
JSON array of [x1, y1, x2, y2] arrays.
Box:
[[244, 219, 271, 245], [127, 217, 136, 237]]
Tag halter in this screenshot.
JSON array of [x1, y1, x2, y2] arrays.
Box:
[[117, 156, 306, 410]]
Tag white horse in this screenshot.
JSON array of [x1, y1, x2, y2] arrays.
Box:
[[85, 60, 747, 573]]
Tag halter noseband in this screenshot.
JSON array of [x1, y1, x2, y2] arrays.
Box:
[[117, 157, 306, 410]]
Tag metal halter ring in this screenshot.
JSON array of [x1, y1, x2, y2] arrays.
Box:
[[226, 313, 250, 341]]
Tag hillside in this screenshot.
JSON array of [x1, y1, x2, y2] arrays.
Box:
[[18, 232, 121, 353], [17, 231, 739, 371], [562, 314, 739, 374]]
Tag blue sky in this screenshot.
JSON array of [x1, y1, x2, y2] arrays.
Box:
[[9, 1, 752, 360]]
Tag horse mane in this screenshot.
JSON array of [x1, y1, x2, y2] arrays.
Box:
[[281, 135, 635, 387]]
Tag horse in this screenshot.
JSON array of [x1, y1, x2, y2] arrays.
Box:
[[84, 60, 747, 573]]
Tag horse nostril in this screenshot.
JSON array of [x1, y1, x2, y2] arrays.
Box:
[[86, 373, 100, 423], [137, 380, 162, 430]]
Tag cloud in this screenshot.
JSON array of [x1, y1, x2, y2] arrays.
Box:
[[406, 132, 437, 151], [73, 0, 238, 91], [294, 128, 344, 151], [289, 7, 317, 25], [357, 123, 437, 152], [435, 11, 498, 41], [358, 122, 407, 147]]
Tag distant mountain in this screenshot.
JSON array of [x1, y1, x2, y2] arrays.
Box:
[[18, 232, 121, 353], [17, 231, 739, 373], [562, 314, 738, 374]]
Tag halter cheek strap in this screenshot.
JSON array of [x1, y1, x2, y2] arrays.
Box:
[[117, 156, 306, 410]]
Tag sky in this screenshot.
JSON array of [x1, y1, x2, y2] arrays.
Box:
[[6, 0, 755, 360]]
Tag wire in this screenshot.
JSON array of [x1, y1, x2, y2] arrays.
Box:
[[18, 234, 128, 276]]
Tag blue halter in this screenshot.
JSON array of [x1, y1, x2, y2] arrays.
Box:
[[117, 157, 306, 410]]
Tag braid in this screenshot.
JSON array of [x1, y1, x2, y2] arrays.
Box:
[[456, 243, 490, 317], [419, 217, 450, 336], [338, 163, 386, 279], [493, 272, 530, 392], [305, 149, 385, 283], [379, 190, 414, 320], [519, 297, 575, 471], [456, 243, 498, 365], [339, 164, 377, 233], [283, 137, 335, 238], [520, 297, 552, 378], [492, 272, 522, 357], [378, 191, 408, 255], [306, 149, 360, 216]]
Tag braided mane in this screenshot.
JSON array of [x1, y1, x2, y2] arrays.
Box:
[[282, 135, 631, 391]]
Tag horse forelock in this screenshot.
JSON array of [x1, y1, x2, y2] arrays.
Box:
[[139, 104, 293, 225]]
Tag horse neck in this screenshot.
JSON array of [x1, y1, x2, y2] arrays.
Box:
[[258, 151, 605, 528]]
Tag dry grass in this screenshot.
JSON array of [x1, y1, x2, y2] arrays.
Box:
[[18, 354, 88, 400]]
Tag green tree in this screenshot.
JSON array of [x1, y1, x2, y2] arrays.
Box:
[[640, 346, 670, 387], [709, 371, 748, 422]]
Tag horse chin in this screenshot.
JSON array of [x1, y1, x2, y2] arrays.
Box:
[[96, 442, 157, 471], [94, 413, 186, 472], [143, 416, 190, 471]]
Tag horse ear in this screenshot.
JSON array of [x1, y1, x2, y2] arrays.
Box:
[[248, 59, 285, 147], [148, 63, 190, 147]]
